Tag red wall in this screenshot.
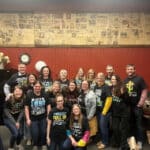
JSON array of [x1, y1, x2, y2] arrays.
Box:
[[0, 47, 150, 88]]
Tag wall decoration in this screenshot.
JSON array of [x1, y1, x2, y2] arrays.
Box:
[[20, 53, 31, 64], [0, 12, 150, 47]]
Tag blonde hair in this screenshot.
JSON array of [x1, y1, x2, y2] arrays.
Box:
[[69, 104, 83, 129]]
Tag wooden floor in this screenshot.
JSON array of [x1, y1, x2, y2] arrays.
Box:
[[0, 125, 150, 150]]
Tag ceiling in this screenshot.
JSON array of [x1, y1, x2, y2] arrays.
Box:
[[0, 0, 150, 12]]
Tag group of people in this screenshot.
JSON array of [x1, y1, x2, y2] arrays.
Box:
[[0, 63, 148, 150]]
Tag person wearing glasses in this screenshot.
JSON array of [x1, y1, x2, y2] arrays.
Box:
[[24, 81, 51, 150], [47, 94, 69, 150]]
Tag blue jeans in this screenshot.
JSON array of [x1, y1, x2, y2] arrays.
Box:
[[31, 117, 47, 146], [48, 140, 64, 150], [99, 112, 111, 145], [4, 118, 24, 148], [24, 118, 31, 140], [63, 138, 86, 150]]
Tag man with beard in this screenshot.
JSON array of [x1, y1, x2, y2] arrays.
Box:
[[124, 64, 148, 150]]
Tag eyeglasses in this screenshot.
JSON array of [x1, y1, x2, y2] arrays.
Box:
[[56, 100, 63, 102]]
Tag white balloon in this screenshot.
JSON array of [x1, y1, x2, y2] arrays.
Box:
[[35, 60, 47, 72]]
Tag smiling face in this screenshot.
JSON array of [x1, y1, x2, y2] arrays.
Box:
[[42, 67, 50, 78], [111, 75, 117, 86], [96, 72, 105, 85], [81, 80, 89, 91], [87, 69, 95, 80], [69, 82, 76, 91], [28, 74, 37, 84], [33, 82, 42, 95], [126, 65, 136, 77], [106, 65, 114, 77], [72, 104, 81, 116], [52, 81, 61, 93], [77, 68, 84, 77], [18, 63, 26, 75], [59, 69, 68, 80], [56, 95, 64, 109], [14, 87, 23, 99]]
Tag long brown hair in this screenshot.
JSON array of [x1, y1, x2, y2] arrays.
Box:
[[111, 74, 126, 97], [69, 104, 83, 129], [9, 86, 24, 103]]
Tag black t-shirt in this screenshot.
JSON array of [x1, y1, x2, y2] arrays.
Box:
[[48, 107, 69, 141], [64, 91, 79, 113], [58, 79, 69, 90], [94, 84, 112, 112], [47, 91, 60, 108], [6, 73, 27, 92], [4, 98, 24, 121], [24, 91, 50, 121], [124, 75, 147, 106], [67, 116, 89, 141], [39, 78, 53, 92], [112, 93, 130, 117]]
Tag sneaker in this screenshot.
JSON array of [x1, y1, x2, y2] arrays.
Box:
[[26, 139, 32, 146], [41, 145, 47, 150], [8, 148, 14, 150], [98, 143, 106, 149], [128, 136, 137, 150], [137, 141, 142, 150], [16, 144, 24, 150], [96, 141, 102, 146], [32, 146, 38, 150]]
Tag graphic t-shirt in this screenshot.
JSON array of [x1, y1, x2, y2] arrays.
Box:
[[94, 84, 111, 112], [24, 91, 50, 120], [40, 78, 53, 92], [124, 75, 147, 106], [3, 98, 24, 123], [68, 116, 89, 141], [6, 73, 27, 92], [48, 107, 69, 141], [112, 93, 130, 117], [58, 79, 69, 90]]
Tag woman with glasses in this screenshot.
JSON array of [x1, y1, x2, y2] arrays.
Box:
[[24, 81, 51, 150], [47, 94, 69, 150]]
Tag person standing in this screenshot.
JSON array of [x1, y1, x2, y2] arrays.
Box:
[[105, 65, 114, 86], [39, 66, 53, 92], [24, 81, 51, 150], [47, 94, 69, 150], [111, 74, 130, 150], [86, 69, 96, 91], [74, 68, 86, 90], [63, 80, 79, 113], [3, 63, 28, 99], [94, 72, 112, 149], [57, 69, 69, 90], [124, 64, 148, 150]]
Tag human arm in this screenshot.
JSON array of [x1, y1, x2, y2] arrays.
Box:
[[87, 91, 96, 120], [25, 106, 31, 126], [137, 89, 148, 107], [46, 119, 52, 146], [77, 117, 90, 147], [102, 96, 112, 115], [3, 107, 16, 125], [66, 130, 77, 146], [3, 83, 11, 98]]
